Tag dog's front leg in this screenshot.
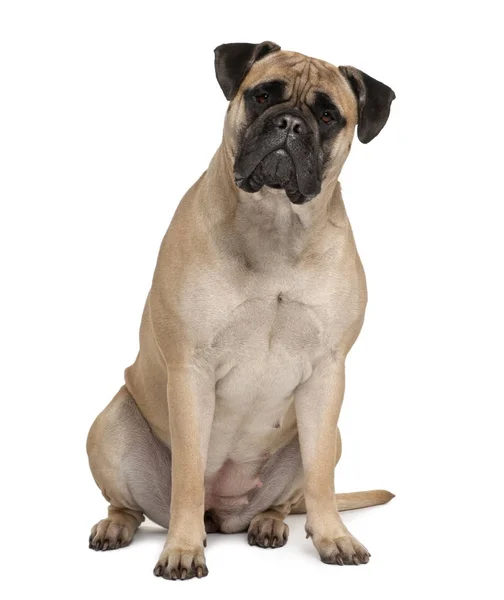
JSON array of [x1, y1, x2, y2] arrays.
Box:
[[153, 363, 215, 580], [295, 354, 370, 565]]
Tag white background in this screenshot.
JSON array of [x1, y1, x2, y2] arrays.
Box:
[[1, 1, 503, 598]]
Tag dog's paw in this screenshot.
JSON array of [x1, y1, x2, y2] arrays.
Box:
[[316, 535, 370, 565], [248, 514, 289, 548], [89, 519, 133, 551], [153, 544, 208, 580]]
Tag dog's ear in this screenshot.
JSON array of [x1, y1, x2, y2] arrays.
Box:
[[214, 41, 281, 101], [339, 66, 395, 143]]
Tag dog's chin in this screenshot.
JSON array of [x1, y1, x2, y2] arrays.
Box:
[[237, 179, 310, 205], [235, 150, 315, 205]]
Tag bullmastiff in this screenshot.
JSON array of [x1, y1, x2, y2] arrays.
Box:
[[87, 41, 396, 580]]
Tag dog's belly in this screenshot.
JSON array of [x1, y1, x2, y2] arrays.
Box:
[[203, 295, 324, 507]]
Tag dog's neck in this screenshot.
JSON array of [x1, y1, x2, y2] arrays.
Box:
[[201, 144, 346, 270]]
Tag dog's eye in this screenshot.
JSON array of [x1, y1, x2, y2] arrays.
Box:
[[321, 111, 334, 124], [255, 93, 269, 104]]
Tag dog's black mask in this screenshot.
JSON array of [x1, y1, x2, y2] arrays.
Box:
[[234, 86, 323, 204]]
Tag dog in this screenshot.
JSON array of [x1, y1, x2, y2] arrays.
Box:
[[87, 41, 396, 580]]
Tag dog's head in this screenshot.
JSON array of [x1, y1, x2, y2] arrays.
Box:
[[215, 42, 395, 204]]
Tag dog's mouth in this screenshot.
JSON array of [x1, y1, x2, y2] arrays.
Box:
[[235, 149, 314, 205], [234, 130, 322, 205]]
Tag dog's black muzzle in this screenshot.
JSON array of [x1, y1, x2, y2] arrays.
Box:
[[234, 108, 322, 204]]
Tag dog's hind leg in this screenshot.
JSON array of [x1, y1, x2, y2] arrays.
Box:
[[246, 428, 339, 548], [86, 386, 172, 550], [246, 456, 306, 549], [88, 506, 144, 551], [247, 505, 293, 549]]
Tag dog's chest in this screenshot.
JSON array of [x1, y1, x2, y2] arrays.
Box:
[[182, 220, 364, 473], [201, 280, 334, 471], [214, 292, 324, 399]]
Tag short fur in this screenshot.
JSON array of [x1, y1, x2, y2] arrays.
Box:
[[87, 43, 395, 580]]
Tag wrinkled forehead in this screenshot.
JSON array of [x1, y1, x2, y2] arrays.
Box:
[[240, 51, 357, 117]]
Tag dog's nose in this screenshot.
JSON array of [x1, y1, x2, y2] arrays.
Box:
[[273, 113, 307, 135]]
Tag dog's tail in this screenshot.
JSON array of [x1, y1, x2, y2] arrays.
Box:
[[290, 490, 395, 514]]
